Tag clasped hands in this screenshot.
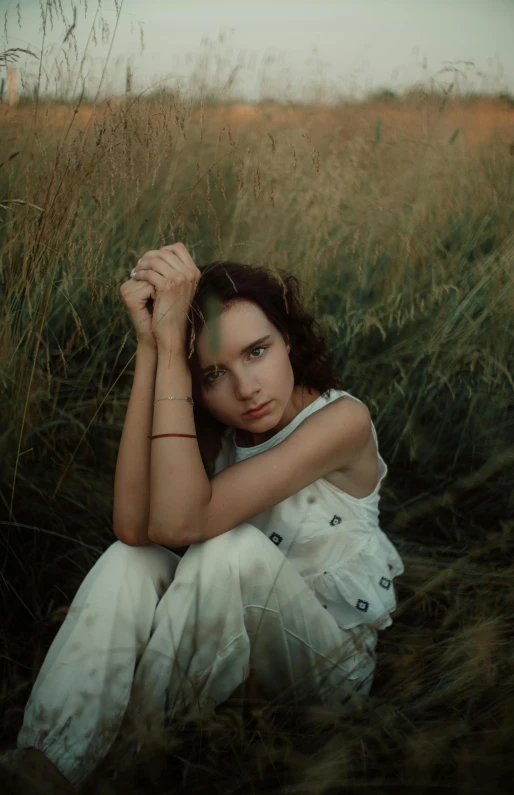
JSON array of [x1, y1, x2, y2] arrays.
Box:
[[131, 242, 201, 350]]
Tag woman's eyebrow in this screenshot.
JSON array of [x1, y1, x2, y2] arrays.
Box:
[[201, 335, 272, 374]]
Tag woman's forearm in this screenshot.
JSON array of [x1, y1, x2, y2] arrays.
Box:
[[112, 344, 158, 545], [147, 342, 212, 547]]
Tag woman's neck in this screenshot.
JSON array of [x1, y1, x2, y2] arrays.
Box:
[[235, 429, 254, 447]]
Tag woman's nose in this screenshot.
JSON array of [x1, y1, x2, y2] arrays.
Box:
[[234, 373, 260, 399]]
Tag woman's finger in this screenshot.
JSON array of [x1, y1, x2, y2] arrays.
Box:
[[136, 250, 196, 282], [161, 242, 198, 274], [135, 254, 176, 280], [135, 250, 164, 265], [135, 242, 198, 275], [133, 268, 189, 291], [136, 250, 177, 272]]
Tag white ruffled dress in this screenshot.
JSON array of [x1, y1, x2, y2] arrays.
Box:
[[213, 388, 405, 632]]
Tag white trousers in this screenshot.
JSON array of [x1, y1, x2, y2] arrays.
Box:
[[17, 523, 378, 789]]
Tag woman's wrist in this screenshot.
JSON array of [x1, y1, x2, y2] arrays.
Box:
[[137, 337, 158, 353], [156, 336, 187, 357]]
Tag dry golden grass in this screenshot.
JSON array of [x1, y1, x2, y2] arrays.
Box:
[[2, 94, 513, 142]]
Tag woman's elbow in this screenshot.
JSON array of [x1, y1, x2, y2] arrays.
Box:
[[113, 525, 151, 546]]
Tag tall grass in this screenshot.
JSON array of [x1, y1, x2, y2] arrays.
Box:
[[1, 69, 514, 793]]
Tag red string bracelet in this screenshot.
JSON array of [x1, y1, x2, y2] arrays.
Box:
[[148, 433, 198, 440]]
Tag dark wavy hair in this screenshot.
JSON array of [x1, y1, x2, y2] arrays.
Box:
[[186, 260, 345, 478]]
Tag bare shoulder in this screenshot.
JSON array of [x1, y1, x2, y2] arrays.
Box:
[[308, 393, 371, 435], [317, 395, 380, 498], [305, 394, 372, 462]]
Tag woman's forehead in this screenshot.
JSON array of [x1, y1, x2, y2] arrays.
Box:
[[196, 301, 270, 356], [201, 300, 267, 335]]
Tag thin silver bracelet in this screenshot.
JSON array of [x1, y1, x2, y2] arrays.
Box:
[[154, 396, 194, 407]]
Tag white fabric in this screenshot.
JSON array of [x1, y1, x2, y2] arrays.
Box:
[[214, 388, 405, 631], [17, 526, 378, 789]]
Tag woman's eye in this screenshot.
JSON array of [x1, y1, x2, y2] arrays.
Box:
[[204, 346, 267, 384], [206, 369, 221, 383]]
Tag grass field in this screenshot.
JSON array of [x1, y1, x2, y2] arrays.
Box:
[[1, 88, 514, 793]]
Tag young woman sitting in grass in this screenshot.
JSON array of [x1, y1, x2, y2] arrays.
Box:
[[1, 242, 404, 793]]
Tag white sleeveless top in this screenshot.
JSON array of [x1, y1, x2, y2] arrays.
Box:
[[212, 389, 405, 631]]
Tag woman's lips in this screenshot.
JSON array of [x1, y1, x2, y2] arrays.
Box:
[[244, 401, 272, 418]]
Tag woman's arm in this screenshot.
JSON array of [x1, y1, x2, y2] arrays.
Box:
[[112, 343, 158, 545], [146, 341, 212, 546]]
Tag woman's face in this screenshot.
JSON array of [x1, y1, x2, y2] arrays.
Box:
[[195, 299, 295, 437]]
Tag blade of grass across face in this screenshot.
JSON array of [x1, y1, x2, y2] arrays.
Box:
[[204, 293, 223, 361]]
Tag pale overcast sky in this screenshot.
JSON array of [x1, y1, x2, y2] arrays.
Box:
[[2, 0, 513, 102]]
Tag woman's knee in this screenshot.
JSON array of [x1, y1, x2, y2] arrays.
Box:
[[187, 522, 277, 576], [95, 539, 180, 589], [197, 522, 264, 553], [230, 524, 279, 570]]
